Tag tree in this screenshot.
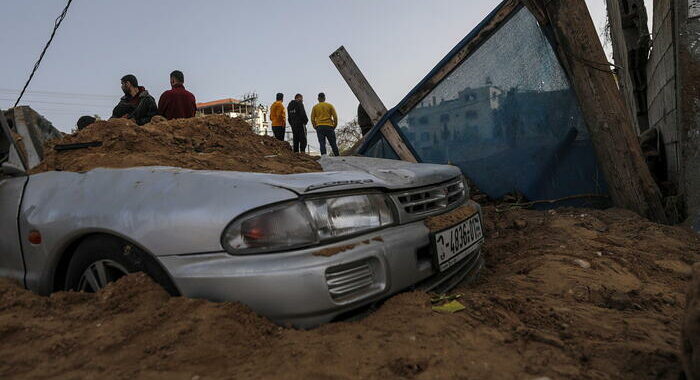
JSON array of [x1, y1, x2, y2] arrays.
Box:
[[335, 118, 363, 154], [523, 0, 667, 223]]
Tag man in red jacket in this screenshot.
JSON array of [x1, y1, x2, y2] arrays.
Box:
[[158, 70, 196, 120]]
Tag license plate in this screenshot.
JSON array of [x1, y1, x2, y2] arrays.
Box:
[[432, 212, 484, 272]]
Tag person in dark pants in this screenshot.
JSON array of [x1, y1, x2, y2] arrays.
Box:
[[111, 74, 158, 125], [357, 104, 373, 136], [311, 92, 339, 156], [158, 70, 196, 120], [287, 93, 308, 153], [270, 93, 286, 141]]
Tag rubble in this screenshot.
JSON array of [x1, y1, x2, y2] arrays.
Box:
[[683, 264, 700, 379], [0, 205, 696, 378], [424, 205, 478, 232], [31, 115, 322, 175]]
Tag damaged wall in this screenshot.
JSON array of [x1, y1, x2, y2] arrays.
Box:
[[678, 0, 700, 228], [620, 0, 700, 226], [647, 0, 681, 185], [606, 0, 651, 134]]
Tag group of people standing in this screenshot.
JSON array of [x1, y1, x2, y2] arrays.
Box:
[[77, 71, 197, 130], [269, 92, 340, 156], [78, 72, 356, 158]]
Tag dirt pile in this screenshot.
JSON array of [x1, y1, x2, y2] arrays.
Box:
[[0, 273, 278, 379], [0, 206, 697, 379], [425, 204, 479, 232], [31, 115, 321, 174], [682, 264, 700, 378]]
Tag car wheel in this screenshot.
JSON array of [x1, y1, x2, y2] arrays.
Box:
[[76, 259, 130, 292], [64, 235, 179, 295]]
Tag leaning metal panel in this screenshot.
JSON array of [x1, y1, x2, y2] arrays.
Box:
[[394, 7, 606, 202]]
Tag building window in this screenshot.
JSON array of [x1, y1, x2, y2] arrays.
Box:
[[419, 116, 429, 125]]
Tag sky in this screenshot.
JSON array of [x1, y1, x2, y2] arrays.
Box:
[[0, 0, 651, 150]]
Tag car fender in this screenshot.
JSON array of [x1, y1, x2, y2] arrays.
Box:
[[18, 167, 300, 294]]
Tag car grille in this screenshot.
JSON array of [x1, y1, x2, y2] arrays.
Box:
[[391, 177, 466, 221], [325, 260, 376, 303]]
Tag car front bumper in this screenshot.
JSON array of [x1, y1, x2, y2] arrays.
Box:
[[158, 200, 484, 328]]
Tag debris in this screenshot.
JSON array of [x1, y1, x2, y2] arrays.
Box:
[[604, 291, 636, 310], [53, 141, 102, 151], [573, 259, 591, 269], [314, 244, 358, 257], [513, 219, 528, 229], [424, 205, 478, 232], [431, 300, 466, 313], [430, 294, 463, 304], [31, 115, 322, 175], [655, 260, 693, 278], [683, 264, 700, 379], [0, 205, 695, 378]]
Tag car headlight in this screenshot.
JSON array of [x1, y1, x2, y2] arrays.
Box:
[[222, 193, 395, 254]]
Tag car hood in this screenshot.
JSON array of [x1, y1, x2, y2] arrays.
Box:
[[261, 156, 461, 194], [92, 156, 461, 195]]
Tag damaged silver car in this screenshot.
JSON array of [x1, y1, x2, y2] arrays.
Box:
[[0, 113, 484, 328]]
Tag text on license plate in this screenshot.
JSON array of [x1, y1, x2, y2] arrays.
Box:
[[433, 213, 484, 271]]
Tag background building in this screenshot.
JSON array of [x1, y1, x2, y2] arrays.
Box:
[[196, 93, 269, 135]]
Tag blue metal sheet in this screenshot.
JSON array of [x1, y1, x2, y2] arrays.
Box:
[[359, 2, 608, 205]]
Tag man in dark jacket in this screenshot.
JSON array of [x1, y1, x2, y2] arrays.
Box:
[[357, 104, 373, 136], [158, 70, 196, 119], [111, 74, 158, 125], [287, 93, 309, 153]]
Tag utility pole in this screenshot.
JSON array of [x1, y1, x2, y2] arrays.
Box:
[[523, 0, 668, 223]]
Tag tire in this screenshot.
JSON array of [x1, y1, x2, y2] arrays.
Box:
[[64, 235, 179, 295]]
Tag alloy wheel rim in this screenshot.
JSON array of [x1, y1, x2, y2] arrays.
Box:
[[77, 259, 130, 292]]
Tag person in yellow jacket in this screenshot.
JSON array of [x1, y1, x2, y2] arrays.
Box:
[[269, 93, 286, 141], [310, 92, 340, 156]]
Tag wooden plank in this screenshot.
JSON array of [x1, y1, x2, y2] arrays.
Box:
[[381, 121, 417, 162], [330, 46, 417, 162], [398, 0, 519, 115], [525, 0, 668, 223], [12, 107, 41, 168], [0, 111, 28, 171], [329, 46, 387, 123]]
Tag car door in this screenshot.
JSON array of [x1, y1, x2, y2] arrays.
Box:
[[0, 112, 29, 283]]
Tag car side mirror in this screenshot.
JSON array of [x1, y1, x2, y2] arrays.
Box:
[[1, 162, 26, 177]]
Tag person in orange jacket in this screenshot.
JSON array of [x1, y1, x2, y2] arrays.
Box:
[[269, 93, 286, 141]]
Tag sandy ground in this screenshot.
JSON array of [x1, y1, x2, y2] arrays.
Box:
[[0, 205, 697, 379], [31, 115, 321, 175]]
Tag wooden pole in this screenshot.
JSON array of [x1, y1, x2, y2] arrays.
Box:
[[330, 46, 418, 162], [523, 0, 668, 223]]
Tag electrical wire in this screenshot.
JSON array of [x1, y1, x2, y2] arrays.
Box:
[[1, 88, 114, 99], [13, 0, 74, 108], [0, 98, 112, 107]]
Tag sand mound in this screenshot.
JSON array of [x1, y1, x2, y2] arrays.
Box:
[[0, 273, 278, 379], [683, 264, 700, 379], [31, 115, 322, 174], [0, 206, 697, 378]]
